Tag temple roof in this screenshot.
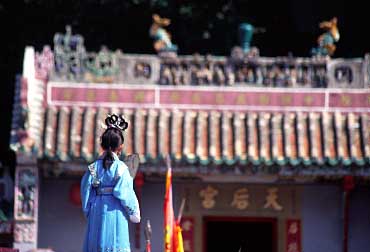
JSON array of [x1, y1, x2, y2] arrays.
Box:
[[17, 106, 370, 170], [10, 47, 370, 177]]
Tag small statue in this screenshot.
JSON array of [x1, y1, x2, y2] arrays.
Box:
[[311, 17, 340, 57], [53, 25, 86, 80], [231, 22, 264, 62], [85, 45, 119, 82], [149, 14, 178, 53], [238, 23, 254, 53], [238, 23, 265, 53]]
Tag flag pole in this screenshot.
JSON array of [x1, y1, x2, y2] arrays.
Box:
[[177, 198, 186, 223], [144, 220, 152, 252], [166, 154, 172, 170]]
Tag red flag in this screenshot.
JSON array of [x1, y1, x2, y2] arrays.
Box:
[[164, 157, 184, 252], [173, 220, 184, 252], [164, 164, 175, 252]]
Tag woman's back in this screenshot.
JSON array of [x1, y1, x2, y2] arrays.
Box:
[[82, 154, 140, 252], [96, 159, 120, 187]]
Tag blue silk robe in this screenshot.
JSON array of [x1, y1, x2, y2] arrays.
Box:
[[81, 152, 140, 252]]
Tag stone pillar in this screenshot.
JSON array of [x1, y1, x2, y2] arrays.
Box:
[[13, 155, 39, 252]]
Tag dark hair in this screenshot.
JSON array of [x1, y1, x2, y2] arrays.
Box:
[[101, 128, 124, 169], [101, 114, 128, 169]]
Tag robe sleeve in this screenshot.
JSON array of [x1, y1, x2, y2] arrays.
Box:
[[81, 170, 93, 218], [113, 163, 141, 223]]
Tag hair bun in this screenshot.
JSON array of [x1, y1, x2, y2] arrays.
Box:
[[105, 114, 128, 131]]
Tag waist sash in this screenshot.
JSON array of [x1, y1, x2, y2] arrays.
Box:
[[96, 187, 114, 195]]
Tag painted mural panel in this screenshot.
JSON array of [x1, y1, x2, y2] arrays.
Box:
[[14, 167, 38, 221]]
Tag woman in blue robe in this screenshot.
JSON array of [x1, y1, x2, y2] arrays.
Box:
[[81, 114, 140, 252]]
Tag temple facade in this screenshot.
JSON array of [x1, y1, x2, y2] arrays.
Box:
[[8, 31, 370, 252]]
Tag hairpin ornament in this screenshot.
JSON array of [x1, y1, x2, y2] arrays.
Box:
[[105, 114, 129, 131]]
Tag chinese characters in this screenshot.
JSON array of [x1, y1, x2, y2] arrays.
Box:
[[199, 186, 219, 209], [199, 185, 284, 211]]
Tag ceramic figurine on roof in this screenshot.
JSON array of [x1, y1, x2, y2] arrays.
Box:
[[85, 45, 119, 83], [231, 22, 264, 62], [238, 23, 254, 53], [53, 25, 86, 80], [149, 14, 178, 55], [311, 17, 340, 57]]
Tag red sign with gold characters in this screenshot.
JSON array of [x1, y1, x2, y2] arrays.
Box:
[[47, 82, 370, 112], [286, 219, 302, 252], [180, 217, 194, 252]]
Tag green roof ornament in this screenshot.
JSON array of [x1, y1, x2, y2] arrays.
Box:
[[238, 23, 254, 53]]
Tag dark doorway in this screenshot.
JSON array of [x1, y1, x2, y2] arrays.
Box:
[[204, 216, 277, 252]]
